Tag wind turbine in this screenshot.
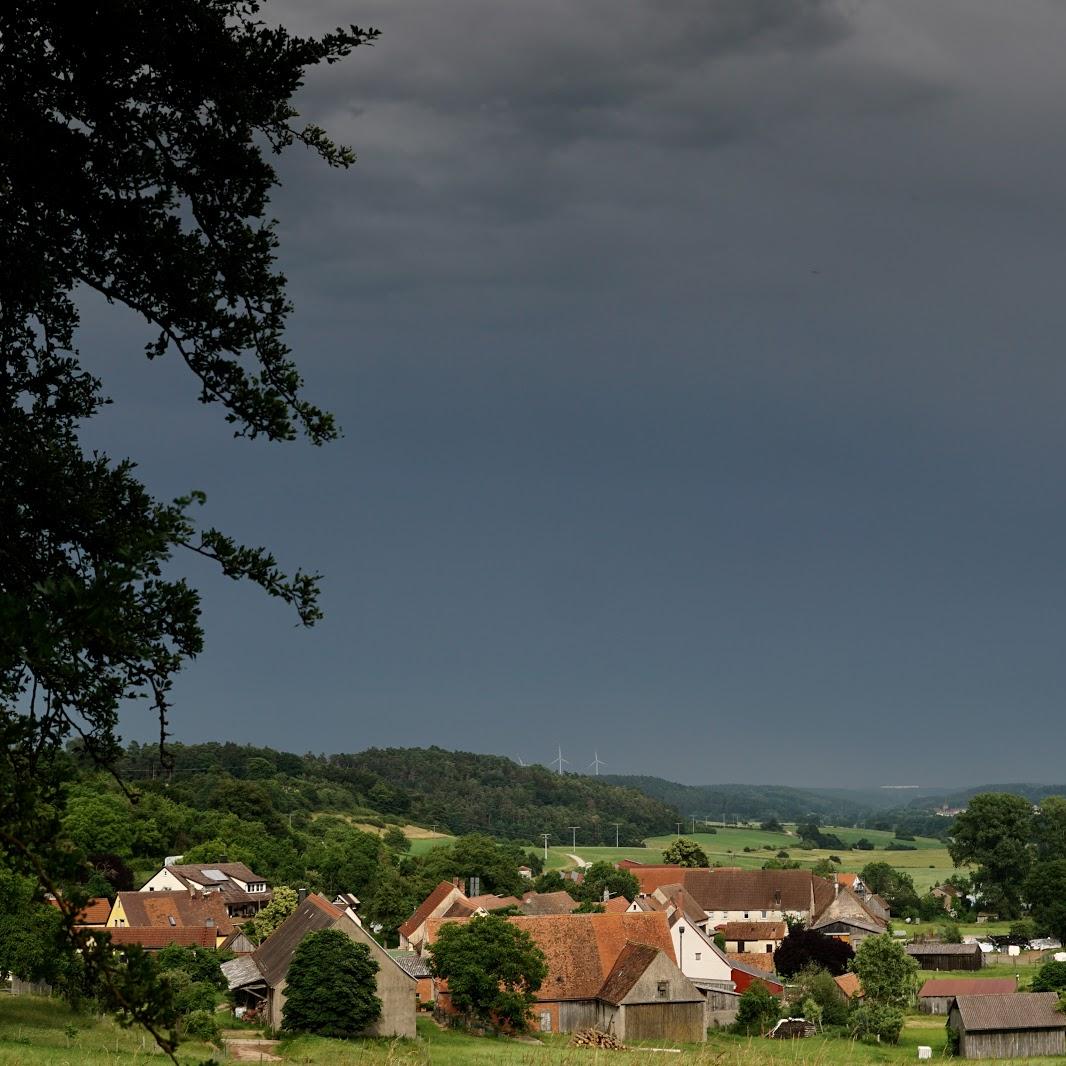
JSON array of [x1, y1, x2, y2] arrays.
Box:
[[551, 747, 569, 775], [588, 751, 606, 775], [516, 756, 526, 766]]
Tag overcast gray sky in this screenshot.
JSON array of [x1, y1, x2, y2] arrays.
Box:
[[87, 0, 1066, 787]]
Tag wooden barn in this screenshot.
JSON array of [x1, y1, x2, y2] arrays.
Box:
[[948, 992, 1066, 1059], [918, 978, 1015, 1015], [906, 941, 983, 971]]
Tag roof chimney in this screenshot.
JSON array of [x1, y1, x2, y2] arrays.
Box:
[[298, 888, 308, 903]]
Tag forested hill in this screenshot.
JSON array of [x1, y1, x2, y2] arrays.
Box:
[[599, 775, 883, 825], [115, 742, 678, 845], [325, 747, 677, 844]]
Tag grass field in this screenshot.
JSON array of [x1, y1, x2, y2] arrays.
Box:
[[16, 1002, 1066, 1066], [0, 995, 219, 1064], [542, 826, 958, 894]]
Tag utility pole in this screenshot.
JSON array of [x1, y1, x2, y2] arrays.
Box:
[[675, 821, 683, 837], [568, 826, 580, 850], [611, 822, 622, 848], [542, 833, 550, 862], [690, 815, 697, 834]]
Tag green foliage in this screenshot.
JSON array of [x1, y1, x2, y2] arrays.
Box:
[[154, 945, 228, 990], [733, 981, 781, 1035], [338, 748, 679, 843], [939, 922, 963, 944], [853, 838, 875, 851], [1, 1, 379, 1055], [1023, 860, 1066, 943], [533, 870, 566, 893], [851, 1003, 905, 1044], [774, 929, 854, 978], [811, 858, 837, 878], [182, 1010, 222, 1047], [790, 965, 850, 1026], [1030, 960, 1066, 992], [282, 929, 381, 1038], [247, 885, 299, 943], [1034, 797, 1066, 861], [173, 980, 217, 1015], [760, 818, 784, 832], [851, 935, 918, 1008], [859, 862, 920, 917], [383, 826, 411, 853], [428, 914, 547, 1032], [948, 793, 1034, 917], [662, 837, 709, 867], [573, 861, 640, 905]]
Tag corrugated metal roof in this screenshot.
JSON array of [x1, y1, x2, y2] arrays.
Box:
[[907, 942, 982, 955], [919, 978, 1016, 998], [387, 950, 433, 978], [953, 992, 1065, 1032], [221, 956, 265, 990]]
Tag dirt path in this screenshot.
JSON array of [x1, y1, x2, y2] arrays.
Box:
[[566, 852, 591, 868], [224, 1037, 283, 1062]]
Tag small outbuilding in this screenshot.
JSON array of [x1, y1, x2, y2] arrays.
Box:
[[948, 992, 1066, 1059], [918, 978, 1016, 1015], [906, 942, 984, 971]]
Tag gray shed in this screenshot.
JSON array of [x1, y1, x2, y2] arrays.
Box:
[[948, 992, 1066, 1059]]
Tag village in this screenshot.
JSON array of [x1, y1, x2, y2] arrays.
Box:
[[11, 809, 1066, 1064]]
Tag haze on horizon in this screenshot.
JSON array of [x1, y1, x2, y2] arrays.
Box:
[[84, 0, 1066, 790]]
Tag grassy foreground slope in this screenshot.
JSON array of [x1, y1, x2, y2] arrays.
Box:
[[0, 995, 218, 1065]]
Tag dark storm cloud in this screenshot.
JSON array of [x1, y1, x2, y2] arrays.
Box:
[[92, 1, 1066, 787]]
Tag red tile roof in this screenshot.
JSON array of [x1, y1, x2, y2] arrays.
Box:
[[426, 911, 676, 1003], [719, 921, 787, 941], [602, 896, 631, 914], [399, 881, 460, 940], [834, 973, 863, 999], [106, 926, 217, 949], [919, 978, 1017, 999], [50, 897, 112, 925], [115, 890, 234, 935]]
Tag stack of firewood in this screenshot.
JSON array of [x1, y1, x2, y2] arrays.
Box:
[[570, 1028, 626, 1050]]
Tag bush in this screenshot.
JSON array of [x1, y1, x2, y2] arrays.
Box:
[[733, 982, 780, 1035], [776, 850, 790, 859], [175, 980, 217, 1015], [183, 1010, 222, 1046], [939, 923, 963, 944], [852, 1003, 904, 1044], [1031, 960, 1066, 992], [790, 965, 850, 1027], [853, 838, 875, 851]]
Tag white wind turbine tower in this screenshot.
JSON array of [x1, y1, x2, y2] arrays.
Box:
[[588, 751, 606, 775], [551, 746, 569, 775]]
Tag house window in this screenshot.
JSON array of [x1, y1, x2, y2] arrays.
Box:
[[657, 982, 670, 1000], [766, 945, 773, 953], [695, 952, 702, 961], [539, 1011, 552, 1033], [761, 910, 767, 918], [743, 912, 749, 919]]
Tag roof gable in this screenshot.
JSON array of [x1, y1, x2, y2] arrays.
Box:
[[399, 881, 463, 939], [598, 942, 661, 1005], [252, 894, 340, 986]]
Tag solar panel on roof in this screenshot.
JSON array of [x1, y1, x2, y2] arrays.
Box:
[[202, 869, 227, 881]]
